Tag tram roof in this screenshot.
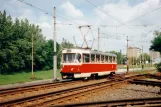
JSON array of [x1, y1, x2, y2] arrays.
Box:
[[62, 48, 117, 57]]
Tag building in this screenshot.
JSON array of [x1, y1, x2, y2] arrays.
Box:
[[127, 47, 141, 58], [149, 50, 161, 64]]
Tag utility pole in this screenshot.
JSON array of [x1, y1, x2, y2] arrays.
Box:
[[135, 57, 137, 68], [120, 50, 122, 65], [142, 45, 144, 70], [126, 36, 129, 73], [73, 36, 78, 47], [133, 56, 134, 72], [120, 50, 122, 69], [151, 53, 153, 66], [53, 7, 57, 81], [31, 33, 34, 79], [98, 28, 100, 51]]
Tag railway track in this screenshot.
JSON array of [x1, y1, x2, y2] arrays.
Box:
[[56, 97, 161, 107], [0, 74, 146, 107], [0, 80, 81, 102]]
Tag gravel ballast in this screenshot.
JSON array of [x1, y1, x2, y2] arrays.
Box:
[[82, 84, 161, 102]]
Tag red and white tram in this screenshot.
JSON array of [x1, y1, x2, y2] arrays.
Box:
[[61, 48, 117, 79]]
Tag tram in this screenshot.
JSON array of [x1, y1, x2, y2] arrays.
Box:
[[60, 48, 117, 79]]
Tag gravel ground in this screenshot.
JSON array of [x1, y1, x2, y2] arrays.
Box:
[[83, 84, 161, 102], [0, 78, 108, 103]]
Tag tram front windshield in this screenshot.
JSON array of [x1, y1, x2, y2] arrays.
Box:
[[63, 53, 81, 63]]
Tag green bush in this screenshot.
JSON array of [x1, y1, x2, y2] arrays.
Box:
[[155, 62, 161, 72]]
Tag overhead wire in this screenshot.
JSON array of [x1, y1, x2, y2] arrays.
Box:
[[85, 0, 141, 34], [16, 0, 161, 29], [17, 0, 123, 27], [17, 0, 80, 25], [85, 0, 161, 37], [122, 5, 161, 25], [85, 0, 123, 25]]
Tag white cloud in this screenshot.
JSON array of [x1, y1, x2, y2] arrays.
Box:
[[61, 1, 84, 18], [93, 0, 161, 53], [1, 0, 161, 54]]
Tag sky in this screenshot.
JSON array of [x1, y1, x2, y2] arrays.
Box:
[[1, 0, 161, 54]]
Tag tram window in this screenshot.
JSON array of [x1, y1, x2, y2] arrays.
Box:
[[113, 57, 115, 63], [63, 53, 76, 63], [83, 54, 90, 63], [105, 56, 108, 63], [76, 53, 81, 62], [96, 55, 100, 63], [91, 54, 95, 63], [113, 57, 116, 63], [109, 56, 112, 63], [101, 55, 104, 63]]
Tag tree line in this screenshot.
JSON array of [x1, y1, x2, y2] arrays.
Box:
[[0, 10, 62, 74]]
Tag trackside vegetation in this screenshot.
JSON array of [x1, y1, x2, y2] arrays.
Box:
[[0, 70, 61, 85], [0, 10, 62, 74], [150, 31, 161, 72]]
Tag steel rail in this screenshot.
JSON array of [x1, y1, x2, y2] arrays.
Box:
[[0, 80, 80, 100], [0, 80, 73, 92], [0, 74, 145, 107], [55, 97, 161, 107], [144, 74, 161, 80], [130, 79, 161, 87]]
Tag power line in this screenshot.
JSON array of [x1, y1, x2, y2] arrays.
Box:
[[17, 0, 80, 25], [85, 0, 141, 34], [56, 23, 74, 25], [85, 0, 123, 25], [123, 5, 161, 25], [121, 24, 156, 27]]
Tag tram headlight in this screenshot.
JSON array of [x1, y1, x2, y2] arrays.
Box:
[[71, 68, 74, 71]]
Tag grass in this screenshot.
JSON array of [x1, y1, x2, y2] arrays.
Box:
[[0, 70, 61, 85], [0, 64, 155, 85], [132, 69, 156, 74], [118, 64, 153, 69]]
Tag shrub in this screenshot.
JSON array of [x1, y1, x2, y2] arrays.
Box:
[[155, 62, 161, 72]]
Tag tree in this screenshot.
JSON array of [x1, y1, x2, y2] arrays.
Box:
[[44, 40, 61, 69], [137, 53, 150, 64], [61, 38, 74, 49], [0, 10, 62, 74], [150, 31, 161, 72], [150, 31, 161, 53], [108, 51, 125, 64]]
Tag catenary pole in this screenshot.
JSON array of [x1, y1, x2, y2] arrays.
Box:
[[53, 7, 57, 81], [142, 45, 144, 70], [127, 36, 129, 73], [98, 28, 100, 51], [32, 33, 34, 79]]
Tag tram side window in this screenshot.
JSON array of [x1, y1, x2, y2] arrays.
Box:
[[91, 54, 95, 63], [105, 56, 108, 63], [83, 54, 90, 63], [76, 53, 81, 62], [113, 57, 116, 63], [63, 53, 76, 63], [101, 55, 104, 63], [109, 56, 112, 63], [96, 55, 100, 63]]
